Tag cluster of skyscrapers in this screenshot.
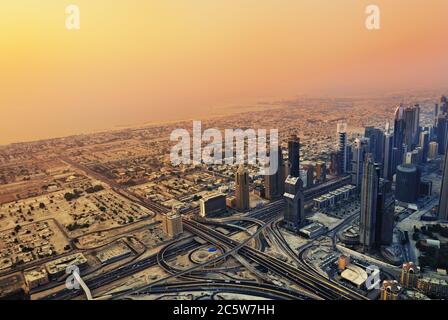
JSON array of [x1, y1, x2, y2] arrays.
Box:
[[233, 96, 448, 247]]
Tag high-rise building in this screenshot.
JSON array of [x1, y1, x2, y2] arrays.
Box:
[[235, 164, 250, 211], [337, 123, 348, 173], [264, 146, 285, 200], [330, 151, 343, 176], [393, 104, 406, 165], [359, 155, 380, 251], [199, 193, 227, 217], [351, 137, 369, 188], [437, 114, 448, 155], [365, 126, 385, 164], [419, 130, 430, 163], [400, 262, 421, 288], [163, 210, 183, 237], [428, 141, 439, 160], [315, 161, 327, 183], [395, 164, 420, 204], [302, 164, 314, 188], [283, 175, 305, 231], [288, 135, 300, 178], [438, 149, 448, 220], [380, 280, 402, 300], [376, 180, 394, 246], [383, 129, 394, 180], [403, 104, 420, 150]]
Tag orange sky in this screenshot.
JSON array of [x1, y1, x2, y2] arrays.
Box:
[[1, 0, 448, 144]]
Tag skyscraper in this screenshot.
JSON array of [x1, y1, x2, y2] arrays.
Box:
[[315, 161, 327, 183], [393, 104, 406, 166], [395, 164, 420, 204], [419, 130, 430, 163], [436, 114, 448, 155], [283, 175, 305, 231], [288, 135, 300, 178], [264, 146, 285, 200], [235, 164, 250, 211], [351, 137, 369, 188], [365, 126, 385, 164], [439, 149, 448, 221], [359, 155, 380, 251], [376, 180, 394, 246], [428, 141, 439, 160], [337, 123, 348, 174], [403, 104, 420, 150], [383, 129, 394, 180]]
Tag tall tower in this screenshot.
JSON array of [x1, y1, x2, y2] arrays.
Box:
[[337, 123, 348, 174], [283, 175, 305, 231], [383, 126, 394, 180], [235, 164, 250, 211], [288, 135, 300, 178], [351, 137, 369, 188], [264, 146, 285, 200], [437, 114, 448, 155], [365, 126, 385, 164], [393, 104, 406, 166], [439, 149, 448, 221], [359, 155, 380, 251], [403, 105, 420, 150], [418, 130, 430, 163]]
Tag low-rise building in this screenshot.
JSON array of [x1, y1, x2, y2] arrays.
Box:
[[24, 269, 49, 289]]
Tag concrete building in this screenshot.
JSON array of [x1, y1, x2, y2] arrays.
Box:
[[235, 164, 250, 211], [164, 210, 183, 237], [395, 164, 420, 204], [24, 269, 49, 290], [45, 253, 88, 279], [380, 280, 402, 300], [337, 123, 348, 174], [359, 155, 380, 251], [428, 141, 439, 160], [351, 137, 369, 188], [315, 161, 327, 183], [264, 146, 285, 200], [288, 135, 301, 178], [199, 192, 227, 217], [283, 175, 305, 231]]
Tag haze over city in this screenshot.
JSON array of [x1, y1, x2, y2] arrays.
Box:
[[1, 0, 448, 144]]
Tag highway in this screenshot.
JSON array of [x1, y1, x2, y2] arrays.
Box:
[[183, 218, 368, 300]]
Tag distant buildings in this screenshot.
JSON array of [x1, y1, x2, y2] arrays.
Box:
[[400, 262, 448, 299], [199, 192, 227, 217], [235, 164, 250, 211]]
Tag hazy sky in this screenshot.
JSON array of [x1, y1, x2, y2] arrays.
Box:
[[1, 0, 448, 144]]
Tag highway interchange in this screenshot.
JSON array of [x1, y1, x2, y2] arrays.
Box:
[[40, 159, 368, 301]]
